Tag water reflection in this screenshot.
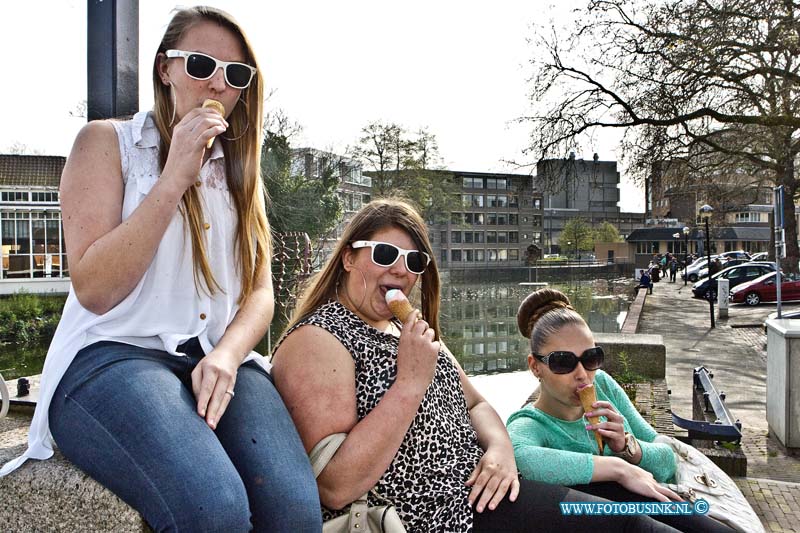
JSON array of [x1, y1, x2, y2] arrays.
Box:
[[441, 279, 633, 376]]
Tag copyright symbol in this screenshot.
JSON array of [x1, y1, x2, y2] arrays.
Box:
[[693, 499, 709, 515]]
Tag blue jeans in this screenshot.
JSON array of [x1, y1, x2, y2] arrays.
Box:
[[49, 340, 322, 533]]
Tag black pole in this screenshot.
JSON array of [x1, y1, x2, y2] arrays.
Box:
[[705, 218, 715, 328], [684, 233, 689, 286], [88, 0, 139, 121]]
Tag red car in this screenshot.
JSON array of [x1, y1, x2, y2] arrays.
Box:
[[729, 272, 800, 306]]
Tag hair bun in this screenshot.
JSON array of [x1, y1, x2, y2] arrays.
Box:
[[517, 288, 572, 338]]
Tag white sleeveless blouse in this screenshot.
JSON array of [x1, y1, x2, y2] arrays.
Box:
[[1, 111, 268, 476]]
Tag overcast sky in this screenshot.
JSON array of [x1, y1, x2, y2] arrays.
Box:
[[1, 0, 643, 212]]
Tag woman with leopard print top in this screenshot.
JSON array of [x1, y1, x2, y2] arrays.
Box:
[[272, 199, 676, 532]]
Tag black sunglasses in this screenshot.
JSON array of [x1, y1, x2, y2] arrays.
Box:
[[166, 50, 256, 90], [351, 240, 431, 275], [533, 346, 604, 375]]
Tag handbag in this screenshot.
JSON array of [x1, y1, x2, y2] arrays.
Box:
[[654, 435, 764, 533], [309, 433, 407, 533]]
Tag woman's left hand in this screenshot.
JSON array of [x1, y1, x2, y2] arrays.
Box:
[[465, 447, 520, 513], [585, 401, 627, 453], [191, 348, 241, 430]]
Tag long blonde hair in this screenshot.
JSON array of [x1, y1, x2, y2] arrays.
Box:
[[152, 6, 270, 301], [286, 199, 442, 338]]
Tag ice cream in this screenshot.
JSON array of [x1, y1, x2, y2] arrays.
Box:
[[202, 99, 225, 148], [385, 289, 417, 323], [578, 383, 604, 454]]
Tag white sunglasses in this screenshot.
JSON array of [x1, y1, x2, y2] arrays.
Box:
[[165, 49, 256, 90], [351, 240, 431, 274]]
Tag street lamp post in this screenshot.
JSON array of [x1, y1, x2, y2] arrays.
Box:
[[672, 232, 681, 283], [683, 226, 690, 286], [700, 205, 715, 328]]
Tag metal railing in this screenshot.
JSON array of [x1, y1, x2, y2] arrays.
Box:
[[670, 366, 742, 443]]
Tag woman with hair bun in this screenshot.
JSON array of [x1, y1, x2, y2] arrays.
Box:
[[506, 288, 733, 533]]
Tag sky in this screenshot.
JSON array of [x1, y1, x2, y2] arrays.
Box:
[[1, 0, 643, 212]]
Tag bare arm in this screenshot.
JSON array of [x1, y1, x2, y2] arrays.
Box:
[[591, 456, 681, 502], [192, 261, 274, 429], [61, 110, 227, 314], [272, 313, 438, 510], [446, 345, 520, 512]]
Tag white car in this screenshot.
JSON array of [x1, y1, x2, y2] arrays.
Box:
[[682, 255, 720, 282]]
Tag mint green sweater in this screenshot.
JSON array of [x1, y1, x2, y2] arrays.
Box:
[[506, 370, 676, 486]]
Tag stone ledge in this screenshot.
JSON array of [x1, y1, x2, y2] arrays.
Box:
[[593, 332, 666, 379], [621, 288, 648, 334], [0, 412, 147, 532]]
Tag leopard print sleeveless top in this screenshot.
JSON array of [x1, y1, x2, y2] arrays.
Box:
[[290, 301, 484, 532]]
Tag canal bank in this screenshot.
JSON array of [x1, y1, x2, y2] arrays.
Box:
[[638, 279, 800, 531]]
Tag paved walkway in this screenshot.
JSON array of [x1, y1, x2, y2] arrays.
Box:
[[639, 279, 800, 532]]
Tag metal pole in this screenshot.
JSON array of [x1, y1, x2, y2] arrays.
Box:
[[684, 233, 689, 286], [706, 218, 715, 328]]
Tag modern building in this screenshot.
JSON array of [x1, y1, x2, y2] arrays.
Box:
[[291, 148, 370, 266], [430, 170, 544, 268], [0, 154, 69, 294], [536, 154, 638, 252]]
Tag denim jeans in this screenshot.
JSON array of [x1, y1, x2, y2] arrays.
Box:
[[49, 340, 321, 533]]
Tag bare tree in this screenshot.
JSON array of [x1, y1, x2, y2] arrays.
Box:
[[526, 0, 800, 270]]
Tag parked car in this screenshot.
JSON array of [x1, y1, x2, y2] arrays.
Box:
[[730, 272, 800, 306], [718, 250, 751, 261], [695, 258, 751, 280], [682, 255, 720, 282], [750, 252, 769, 262], [692, 262, 776, 300]]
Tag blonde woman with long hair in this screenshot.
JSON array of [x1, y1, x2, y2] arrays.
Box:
[[0, 7, 320, 531]]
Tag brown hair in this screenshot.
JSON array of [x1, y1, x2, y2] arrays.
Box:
[[152, 6, 270, 301], [285, 199, 442, 338], [517, 288, 586, 353]]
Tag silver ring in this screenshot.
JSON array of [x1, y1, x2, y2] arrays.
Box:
[[225, 390, 235, 398]]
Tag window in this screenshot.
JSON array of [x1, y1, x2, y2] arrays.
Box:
[[464, 231, 473, 243], [451, 249, 462, 262], [487, 231, 497, 243], [532, 215, 542, 227], [498, 249, 508, 261], [462, 177, 483, 189], [31, 191, 59, 203], [497, 178, 507, 190], [475, 249, 485, 261], [497, 213, 508, 225], [474, 231, 485, 243], [533, 198, 542, 210], [487, 213, 497, 225], [474, 213, 484, 225], [2, 210, 67, 279], [441, 249, 447, 263], [451, 231, 462, 244], [509, 195, 519, 208], [487, 195, 497, 207], [488, 249, 498, 261], [462, 194, 472, 208], [473, 195, 484, 207], [735, 212, 761, 223], [509, 231, 519, 243], [1, 191, 28, 202], [451, 212, 464, 224], [497, 231, 508, 243], [509, 214, 519, 225], [487, 178, 498, 190], [464, 249, 474, 262], [496, 195, 508, 208], [440, 231, 447, 244], [636, 242, 659, 254], [509, 249, 519, 260]]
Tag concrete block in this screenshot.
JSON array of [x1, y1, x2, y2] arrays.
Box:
[[0, 412, 148, 532], [593, 332, 666, 379]]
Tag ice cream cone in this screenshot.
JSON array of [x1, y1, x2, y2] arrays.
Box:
[[578, 384, 604, 454], [202, 99, 225, 148], [385, 289, 417, 323]]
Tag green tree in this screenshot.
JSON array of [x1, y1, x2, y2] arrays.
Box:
[[261, 131, 341, 243], [354, 122, 460, 223], [559, 218, 594, 255], [527, 0, 800, 272], [593, 221, 622, 243]]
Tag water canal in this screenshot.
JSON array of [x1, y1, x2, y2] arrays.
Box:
[[0, 275, 635, 381]]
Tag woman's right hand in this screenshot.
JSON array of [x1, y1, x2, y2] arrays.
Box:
[[161, 107, 228, 191], [614, 459, 681, 502], [395, 313, 440, 393]]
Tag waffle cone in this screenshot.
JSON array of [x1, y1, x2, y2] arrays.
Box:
[[202, 99, 225, 148], [578, 384, 604, 454], [387, 299, 416, 323]]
